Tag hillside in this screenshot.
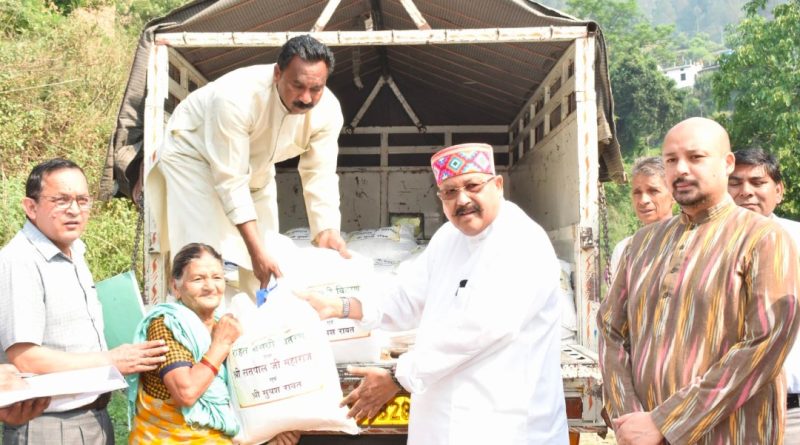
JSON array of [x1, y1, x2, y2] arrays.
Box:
[[540, 0, 783, 42]]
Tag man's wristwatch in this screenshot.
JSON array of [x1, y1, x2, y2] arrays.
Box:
[[340, 296, 350, 318]]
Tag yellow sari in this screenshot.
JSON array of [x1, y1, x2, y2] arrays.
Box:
[[129, 389, 231, 444], [127, 311, 238, 444]]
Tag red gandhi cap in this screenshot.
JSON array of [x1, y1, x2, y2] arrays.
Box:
[[430, 143, 495, 185]]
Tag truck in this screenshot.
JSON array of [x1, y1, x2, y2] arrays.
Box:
[[102, 0, 626, 442]]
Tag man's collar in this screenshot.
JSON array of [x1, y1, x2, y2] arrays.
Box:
[[22, 220, 77, 261], [272, 82, 291, 115], [679, 195, 735, 225]]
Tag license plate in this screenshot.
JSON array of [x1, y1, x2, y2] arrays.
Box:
[[359, 395, 410, 426]]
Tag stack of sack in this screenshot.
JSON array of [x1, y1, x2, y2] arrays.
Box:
[[344, 225, 419, 273], [283, 224, 423, 289], [282, 227, 314, 248]]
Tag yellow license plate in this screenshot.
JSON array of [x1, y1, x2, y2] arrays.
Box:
[[359, 395, 410, 426]]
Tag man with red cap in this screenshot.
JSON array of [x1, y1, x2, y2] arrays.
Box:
[[300, 143, 569, 444]]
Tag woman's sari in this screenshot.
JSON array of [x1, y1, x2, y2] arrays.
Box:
[[127, 303, 239, 443]]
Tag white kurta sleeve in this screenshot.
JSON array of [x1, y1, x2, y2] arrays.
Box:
[[203, 95, 257, 225], [395, 227, 560, 395], [359, 248, 430, 331], [298, 104, 344, 237]]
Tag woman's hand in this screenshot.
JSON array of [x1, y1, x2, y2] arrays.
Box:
[[211, 314, 242, 350]]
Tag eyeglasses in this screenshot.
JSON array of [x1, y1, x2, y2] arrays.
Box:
[[40, 194, 93, 211], [436, 176, 497, 201]]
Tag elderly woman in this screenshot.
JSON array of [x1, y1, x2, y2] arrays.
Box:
[[127, 243, 301, 445], [127, 243, 242, 442]]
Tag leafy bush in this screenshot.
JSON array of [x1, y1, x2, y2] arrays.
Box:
[[0, 0, 63, 37], [116, 0, 187, 28], [84, 198, 140, 281], [0, 173, 27, 246], [0, 5, 142, 280]]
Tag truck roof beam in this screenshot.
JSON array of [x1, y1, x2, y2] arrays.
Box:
[[345, 74, 425, 133], [310, 0, 342, 32], [155, 26, 590, 47], [398, 0, 431, 30]]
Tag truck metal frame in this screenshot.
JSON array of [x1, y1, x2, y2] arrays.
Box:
[[119, 0, 625, 440]]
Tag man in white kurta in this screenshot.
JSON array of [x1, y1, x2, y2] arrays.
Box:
[[301, 143, 569, 444], [146, 35, 346, 293], [728, 147, 800, 443]]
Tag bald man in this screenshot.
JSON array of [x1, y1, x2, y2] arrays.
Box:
[[598, 118, 800, 445]]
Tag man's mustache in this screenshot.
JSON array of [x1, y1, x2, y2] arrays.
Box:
[[672, 178, 698, 189], [293, 100, 314, 110], [455, 204, 481, 216]]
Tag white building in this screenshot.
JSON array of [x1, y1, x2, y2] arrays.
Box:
[[661, 62, 705, 89]]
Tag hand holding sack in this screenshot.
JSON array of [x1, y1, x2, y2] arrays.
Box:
[[227, 289, 359, 444]]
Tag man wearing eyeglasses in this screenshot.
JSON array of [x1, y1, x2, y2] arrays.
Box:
[[0, 158, 168, 444], [300, 143, 569, 444]]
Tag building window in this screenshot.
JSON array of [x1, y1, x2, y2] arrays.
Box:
[[680, 73, 686, 81]]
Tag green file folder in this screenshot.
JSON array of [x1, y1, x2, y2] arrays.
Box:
[[95, 271, 145, 349]]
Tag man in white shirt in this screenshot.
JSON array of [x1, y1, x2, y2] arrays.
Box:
[[1, 158, 168, 444], [145, 35, 349, 296], [728, 147, 800, 442], [301, 143, 569, 444]]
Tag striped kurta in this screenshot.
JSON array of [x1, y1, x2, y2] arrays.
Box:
[[599, 197, 800, 445]]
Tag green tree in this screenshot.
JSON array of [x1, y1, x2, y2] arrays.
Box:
[[566, 0, 685, 156], [613, 51, 685, 153], [713, 0, 800, 218], [675, 32, 724, 64], [681, 73, 718, 118]]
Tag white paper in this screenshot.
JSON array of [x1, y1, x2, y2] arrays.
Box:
[[0, 365, 127, 411]]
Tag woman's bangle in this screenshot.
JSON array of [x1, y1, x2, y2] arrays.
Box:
[[340, 296, 350, 318], [199, 355, 219, 376]]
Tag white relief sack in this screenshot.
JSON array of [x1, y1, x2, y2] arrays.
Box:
[[346, 225, 418, 272], [308, 282, 385, 364], [227, 291, 359, 444], [283, 227, 314, 248], [284, 248, 385, 363]]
